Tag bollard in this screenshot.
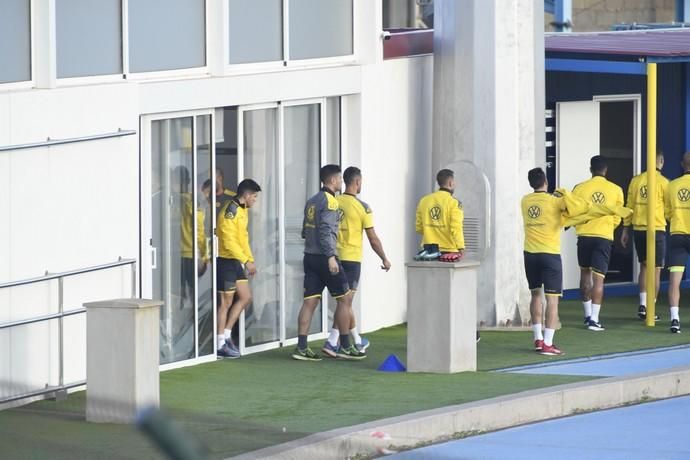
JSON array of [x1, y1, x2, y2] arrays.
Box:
[[85, 298, 162, 423]]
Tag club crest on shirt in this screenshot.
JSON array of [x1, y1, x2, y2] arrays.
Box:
[[640, 185, 648, 200], [527, 205, 541, 219], [307, 205, 316, 221], [337, 208, 345, 222], [429, 206, 442, 221]]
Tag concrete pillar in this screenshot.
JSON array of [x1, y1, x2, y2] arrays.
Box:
[[432, 0, 544, 326], [85, 298, 161, 423], [406, 260, 479, 373]]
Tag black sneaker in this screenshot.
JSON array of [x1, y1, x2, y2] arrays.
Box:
[[638, 306, 660, 321], [670, 319, 682, 334], [584, 315, 591, 325], [336, 345, 367, 360], [291, 346, 322, 361], [586, 319, 605, 331]]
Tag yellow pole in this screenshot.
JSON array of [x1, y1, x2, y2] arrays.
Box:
[[646, 63, 657, 327]]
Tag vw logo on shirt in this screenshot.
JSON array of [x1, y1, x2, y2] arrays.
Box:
[[591, 192, 606, 204], [429, 206, 442, 221], [527, 205, 541, 219], [640, 185, 648, 200], [678, 188, 690, 202]]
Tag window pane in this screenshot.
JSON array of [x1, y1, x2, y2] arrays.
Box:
[[228, 0, 282, 64], [289, 0, 353, 60], [284, 104, 322, 338], [243, 108, 281, 347], [129, 0, 206, 73], [0, 0, 31, 83], [56, 0, 122, 78]]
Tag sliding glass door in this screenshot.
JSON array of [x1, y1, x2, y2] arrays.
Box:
[[238, 99, 330, 353], [142, 111, 216, 367]]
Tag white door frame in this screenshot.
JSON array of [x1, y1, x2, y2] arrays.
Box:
[[237, 98, 331, 354], [593, 94, 643, 285], [140, 109, 218, 371]]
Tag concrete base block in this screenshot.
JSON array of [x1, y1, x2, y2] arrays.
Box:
[[85, 299, 161, 424], [406, 260, 480, 373]]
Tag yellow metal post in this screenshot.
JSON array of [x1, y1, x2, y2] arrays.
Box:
[[646, 63, 657, 327]]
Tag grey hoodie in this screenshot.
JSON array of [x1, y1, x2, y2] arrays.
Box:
[[302, 188, 339, 257]]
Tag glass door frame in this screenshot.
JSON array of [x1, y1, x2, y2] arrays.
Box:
[[140, 109, 218, 370], [237, 97, 330, 354]]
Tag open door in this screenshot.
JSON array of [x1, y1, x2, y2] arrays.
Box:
[[556, 101, 600, 290]]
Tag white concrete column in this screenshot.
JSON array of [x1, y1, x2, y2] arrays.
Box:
[[432, 0, 544, 326], [85, 298, 161, 423]]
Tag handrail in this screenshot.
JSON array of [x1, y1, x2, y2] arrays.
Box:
[[0, 258, 137, 289], [0, 129, 137, 153], [0, 258, 137, 407]]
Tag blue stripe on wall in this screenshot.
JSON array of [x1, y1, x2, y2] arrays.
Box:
[[546, 58, 647, 75]]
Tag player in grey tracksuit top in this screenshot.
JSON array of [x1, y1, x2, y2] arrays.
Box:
[[291, 165, 366, 361]]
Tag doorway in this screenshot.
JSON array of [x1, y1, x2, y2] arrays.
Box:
[[556, 95, 641, 291]]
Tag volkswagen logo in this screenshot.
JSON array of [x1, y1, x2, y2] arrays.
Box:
[[336, 208, 345, 222], [527, 205, 541, 219], [592, 192, 606, 204], [429, 206, 442, 221], [640, 185, 647, 199], [679, 188, 690, 202]]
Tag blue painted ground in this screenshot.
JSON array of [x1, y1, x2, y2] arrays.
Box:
[[392, 395, 690, 459], [498, 345, 690, 377]]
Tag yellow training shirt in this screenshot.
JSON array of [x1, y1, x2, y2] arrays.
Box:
[[217, 200, 254, 263], [521, 192, 566, 254], [666, 172, 690, 235], [572, 176, 624, 240], [415, 189, 464, 252], [623, 170, 669, 231], [336, 193, 374, 262]]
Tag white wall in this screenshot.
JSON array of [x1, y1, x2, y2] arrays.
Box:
[[353, 55, 433, 332], [0, 83, 140, 400]]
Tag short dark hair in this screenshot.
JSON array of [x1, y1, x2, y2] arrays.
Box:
[[202, 179, 212, 190], [320, 164, 342, 184], [590, 155, 607, 174], [527, 167, 546, 189], [237, 179, 261, 196], [436, 169, 454, 187], [343, 166, 361, 186]]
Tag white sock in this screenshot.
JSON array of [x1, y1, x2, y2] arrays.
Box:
[[328, 328, 339, 346], [639, 292, 647, 307], [532, 324, 543, 341], [670, 306, 680, 321], [591, 304, 601, 323], [350, 327, 362, 345], [224, 328, 232, 339], [544, 328, 555, 347], [217, 335, 225, 349], [583, 300, 592, 318]]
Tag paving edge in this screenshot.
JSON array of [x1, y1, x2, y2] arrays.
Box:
[[230, 365, 690, 459]]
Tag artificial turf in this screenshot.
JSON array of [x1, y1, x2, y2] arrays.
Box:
[[1, 295, 688, 459]]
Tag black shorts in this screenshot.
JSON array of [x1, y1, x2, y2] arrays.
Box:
[[577, 236, 612, 277], [633, 230, 666, 267], [667, 234, 690, 272], [216, 257, 247, 292], [523, 252, 563, 295], [341, 261, 362, 291], [181, 257, 194, 298], [303, 254, 350, 299]]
